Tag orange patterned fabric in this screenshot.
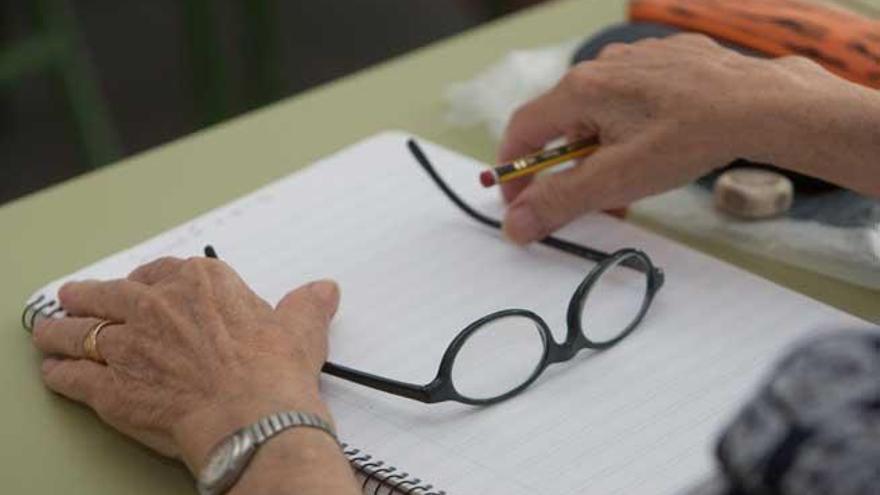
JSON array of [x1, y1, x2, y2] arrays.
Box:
[[629, 0, 880, 88]]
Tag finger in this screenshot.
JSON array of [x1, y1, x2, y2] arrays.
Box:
[[41, 357, 115, 405], [275, 280, 340, 346], [502, 144, 643, 244], [596, 42, 634, 60], [33, 317, 127, 362], [33, 316, 99, 358], [128, 257, 184, 285], [604, 207, 628, 219], [498, 71, 599, 164], [665, 32, 719, 50], [58, 279, 146, 321], [499, 125, 583, 204], [499, 176, 534, 204]]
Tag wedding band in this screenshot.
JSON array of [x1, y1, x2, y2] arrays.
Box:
[[83, 319, 116, 364]]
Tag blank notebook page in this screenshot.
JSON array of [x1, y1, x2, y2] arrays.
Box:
[[27, 131, 873, 494]]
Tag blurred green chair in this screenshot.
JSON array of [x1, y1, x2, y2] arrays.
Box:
[[0, 0, 121, 169], [182, 0, 283, 126]]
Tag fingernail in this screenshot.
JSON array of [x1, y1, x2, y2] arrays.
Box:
[[309, 280, 340, 316], [504, 205, 544, 244], [41, 357, 60, 374]]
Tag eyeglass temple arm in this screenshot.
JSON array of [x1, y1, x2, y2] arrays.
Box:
[[322, 361, 438, 403], [407, 139, 660, 281]]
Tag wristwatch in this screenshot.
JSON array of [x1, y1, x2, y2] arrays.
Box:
[[196, 410, 338, 495]]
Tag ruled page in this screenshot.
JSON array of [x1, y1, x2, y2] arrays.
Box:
[[27, 131, 874, 494]]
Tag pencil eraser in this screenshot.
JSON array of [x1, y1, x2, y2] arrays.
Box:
[[480, 170, 496, 188]]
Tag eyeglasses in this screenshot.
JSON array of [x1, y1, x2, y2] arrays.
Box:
[[321, 139, 665, 406]]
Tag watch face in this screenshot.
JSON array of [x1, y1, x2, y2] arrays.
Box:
[[200, 431, 256, 490], [202, 438, 237, 486]]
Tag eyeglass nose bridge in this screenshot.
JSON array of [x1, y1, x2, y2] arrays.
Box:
[[546, 339, 581, 364]]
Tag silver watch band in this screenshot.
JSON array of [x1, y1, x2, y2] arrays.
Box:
[[197, 410, 338, 495], [247, 411, 337, 446]]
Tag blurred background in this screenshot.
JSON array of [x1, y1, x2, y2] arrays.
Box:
[[0, 0, 546, 205], [3, 0, 877, 206]]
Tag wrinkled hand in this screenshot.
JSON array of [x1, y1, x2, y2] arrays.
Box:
[[499, 33, 838, 243], [32, 256, 340, 472]]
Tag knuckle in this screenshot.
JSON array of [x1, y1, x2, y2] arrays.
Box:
[[133, 291, 163, 315], [153, 256, 181, 268], [632, 37, 661, 48], [778, 54, 820, 69], [178, 258, 212, 285], [57, 282, 80, 306], [49, 371, 73, 393], [528, 179, 579, 226], [104, 332, 135, 361], [508, 104, 534, 132], [675, 32, 716, 45], [560, 67, 601, 100], [180, 256, 207, 273], [509, 104, 528, 124], [48, 365, 81, 393], [597, 42, 630, 59], [550, 182, 583, 216], [40, 362, 58, 383], [131, 256, 177, 278], [31, 320, 52, 345], [180, 256, 225, 279], [33, 319, 73, 352]]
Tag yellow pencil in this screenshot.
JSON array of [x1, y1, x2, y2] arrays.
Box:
[[480, 137, 600, 187]]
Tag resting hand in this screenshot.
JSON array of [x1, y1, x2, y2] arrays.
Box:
[[499, 33, 880, 243], [32, 257, 340, 475]]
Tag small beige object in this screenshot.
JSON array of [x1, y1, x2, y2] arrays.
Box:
[[713, 168, 794, 219], [83, 319, 115, 363]]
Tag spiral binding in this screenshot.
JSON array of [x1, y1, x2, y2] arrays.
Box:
[[342, 443, 446, 495], [21, 294, 65, 332], [23, 296, 446, 494]]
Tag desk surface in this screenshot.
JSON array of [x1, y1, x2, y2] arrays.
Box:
[[1, 0, 876, 492]]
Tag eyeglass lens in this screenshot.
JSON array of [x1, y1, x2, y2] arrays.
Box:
[[580, 253, 651, 345], [450, 315, 546, 401]]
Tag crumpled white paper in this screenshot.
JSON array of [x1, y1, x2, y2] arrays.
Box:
[[444, 42, 880, 291]]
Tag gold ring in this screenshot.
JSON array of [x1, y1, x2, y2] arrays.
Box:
[[83, 319, 116, 364]]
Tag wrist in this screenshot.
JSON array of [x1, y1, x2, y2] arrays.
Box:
[[230, 427, 356, 495], [173, 370, 331, 474], [718, 58, 814, 165], [734, 58, 880, 177]]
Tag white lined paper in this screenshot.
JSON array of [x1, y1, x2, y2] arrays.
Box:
[[27, 131, 873, 494]]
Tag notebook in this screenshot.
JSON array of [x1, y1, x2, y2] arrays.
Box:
[[22, 131, 875, 495]]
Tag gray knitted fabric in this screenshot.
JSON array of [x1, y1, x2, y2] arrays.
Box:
[[690, 331, 880, 495]]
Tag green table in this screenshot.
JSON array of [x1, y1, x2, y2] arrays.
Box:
[[1, 0, 876, 492]]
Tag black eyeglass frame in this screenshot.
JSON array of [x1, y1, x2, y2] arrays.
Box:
[[321, 139, 665, 406]]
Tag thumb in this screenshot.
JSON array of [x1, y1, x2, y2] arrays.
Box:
[[502, 145, 635, 244], [275, 279, 341, 334]]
